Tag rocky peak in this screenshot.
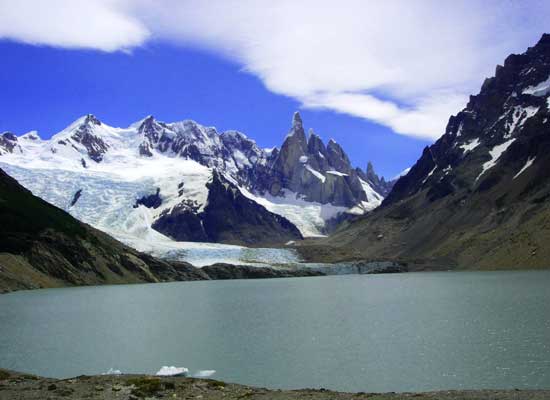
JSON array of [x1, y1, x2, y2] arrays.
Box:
[[0, 132, 19, 154], [69, 115, 109, 163], [385, 33, 550, 206], [286, 112, 307, 148], [137, 116, 165, 156], [137, 115, 157, 135], [326, 139, 351, 173], [20, 131, 40, 141], [221, 130, 264, 171], [307, 129, 326, 153], [257, 113, 386, 209], [366, 161, 380, 184], [362, 161, 394, 197], [292, 111, 303, 130], [83, 114, 101, 126], [1, 132, 17, 142], [271, 112, 309, 180]]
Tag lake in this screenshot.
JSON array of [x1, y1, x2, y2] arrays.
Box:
[[1, 271, 549, 393]]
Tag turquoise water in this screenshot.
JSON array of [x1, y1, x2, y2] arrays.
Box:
[[1, 271, 549, 392]]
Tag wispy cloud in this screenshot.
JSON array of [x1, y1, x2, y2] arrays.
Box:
[[1, 0, 548, 140], [0, 0, 149, 52]]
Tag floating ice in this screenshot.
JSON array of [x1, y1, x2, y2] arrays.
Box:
[[102, 368, 122, 375], [156, 366, 189, 377], [193, 370, 216, 378]]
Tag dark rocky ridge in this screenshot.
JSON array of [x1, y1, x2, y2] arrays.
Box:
[[152, 171, 302, 246], [302, 34, 550, 270]]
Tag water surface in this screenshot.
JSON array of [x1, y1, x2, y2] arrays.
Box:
[[1, 271, 549, 392]]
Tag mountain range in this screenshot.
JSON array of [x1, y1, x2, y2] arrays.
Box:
[[2, 34, 550, 274], [300, 34, 550, 270], [0, 167, 323, 292], [0, 110, 390, 250]]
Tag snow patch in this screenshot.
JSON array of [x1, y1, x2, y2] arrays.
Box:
[[523, 75, 550, 97], [299, 155, 308, 163], [422, 166, 437, 185], [305, 165, 325, 182], [393, 167, 411, 180], [326, 170, 348, 177], [358, 178, 383, 211], [459, 138, 480, 153], [455, 123, 463, 137], [239, 187, 346, 237], [513, 156, 536, 179], [476, 138, 516, 181], [506, 106, 539, 137]]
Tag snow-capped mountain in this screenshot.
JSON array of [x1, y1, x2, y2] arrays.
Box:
[[0, 112, 388, 251], [324, 33, 550, 269]]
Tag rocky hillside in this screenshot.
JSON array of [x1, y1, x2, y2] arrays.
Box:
[[0, 167, 208, 292], [0, 112, 389, 249], [303, 34, 550, 270]]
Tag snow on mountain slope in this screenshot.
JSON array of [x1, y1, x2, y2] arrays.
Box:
[[239, 187, 347, 237], [0, 112, 386, 253]]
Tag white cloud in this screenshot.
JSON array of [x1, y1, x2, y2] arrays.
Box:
[[0, 0, 149, 52], [1, 0, 549, 140]]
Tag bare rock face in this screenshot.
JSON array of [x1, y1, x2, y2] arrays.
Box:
[[152, 171, 302, 246], [363, 162, 394, 196], [134, 188, 162, 209], [257, 112, 387, 207]]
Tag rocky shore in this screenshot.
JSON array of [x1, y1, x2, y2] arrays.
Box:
[[0, 369, 547, 400]]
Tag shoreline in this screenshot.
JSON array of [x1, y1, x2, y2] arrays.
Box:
[[1, 369, 548, 400], [4, 262, 550, 295]]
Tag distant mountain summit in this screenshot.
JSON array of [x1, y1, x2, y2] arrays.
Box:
[[253, 112, 389, 211], [0, 112, 389, 249], [321, 33, 550, 269]]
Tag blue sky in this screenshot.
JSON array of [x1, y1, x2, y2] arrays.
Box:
[[1, 1, 548, 178]]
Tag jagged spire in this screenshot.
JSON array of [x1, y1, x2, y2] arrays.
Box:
[[367, 161, 375, 175], [292, 111, 303, 129]]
